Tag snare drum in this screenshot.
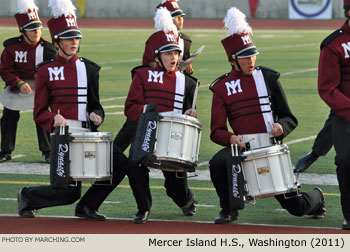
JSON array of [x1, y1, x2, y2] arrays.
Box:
[[69, 132, 113, 181], [241, 144, 297, 200], [148, 112, 202, 172]]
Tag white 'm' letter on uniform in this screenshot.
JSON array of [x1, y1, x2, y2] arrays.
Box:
[[48, 67, 65, 81], [15, 51, 27, 63], [225, 80, 242, 96], [342, 42, 350, 58], [148, 70, 164, 83]]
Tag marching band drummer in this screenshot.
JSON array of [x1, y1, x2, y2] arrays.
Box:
[[0, 0, 55, 164], [208, 7, 326, 224], [115, 0, 194, 152], [125, 8, 198, 224], [17, 0, 128, 221]]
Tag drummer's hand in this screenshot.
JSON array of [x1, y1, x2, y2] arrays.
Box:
[[19, 82, 32, 95], [270, 123, 283, 137], [184, 108, 197, 117], [54, 114, 66, 127], [90, 112, 102, 126], [184, 64, 193, 75], [229, 135, 245, 150]]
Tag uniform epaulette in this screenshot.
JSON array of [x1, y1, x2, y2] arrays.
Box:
[[36, 59, 54, 69], [209, 73, 230, 90], [40, 40, 57, 52], [79, 57, 101, 70], [256, 66, 280, 76], [320, 29, 343, 50], [131, 65, 148, 78], [184, 72, 200, 85], [180, 32, 192, 42], [3, 36, 22, 47]]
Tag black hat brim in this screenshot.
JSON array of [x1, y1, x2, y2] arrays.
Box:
[[171, 10, 186, 18], [237, 48, 259, 58], [23, 22, 42, 31], [58, 31, 82, 39], [158, 44, 182, 54]]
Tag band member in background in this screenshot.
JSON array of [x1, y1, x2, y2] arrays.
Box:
[[318, 0, 350, 230], [125, 8, 198, 224], [16, 0, 123, 220], [115, 0, 194, 152], [0, 0, 55, 163], [209, 7, 326, 224], [143, 0, 193, 74], [294, 111, 333, 173]]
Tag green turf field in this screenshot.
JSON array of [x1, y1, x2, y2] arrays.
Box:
[[0, 26, 344, 228]]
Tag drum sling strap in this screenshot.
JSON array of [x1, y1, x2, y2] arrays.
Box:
[[226, 145, 245, 210], [129, 103, 159, 166], [50, 126, 70, 189]]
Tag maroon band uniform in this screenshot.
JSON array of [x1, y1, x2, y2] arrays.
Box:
[[0, 24, 56, 162], [126, 64, 198, 215], [34, 54, 104, 133], [318, 20, 350, 223]]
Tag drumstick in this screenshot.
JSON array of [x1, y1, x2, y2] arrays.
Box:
[[191, 81, 199, 110], [268, 121, 274, 132]]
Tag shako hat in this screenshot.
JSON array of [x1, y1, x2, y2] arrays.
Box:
[[221, 7, 259, 61], [15, 0, 42, 31], [156, 0, 185, 18], [142, 7, 181, 65], [47, 0, 82, 40]]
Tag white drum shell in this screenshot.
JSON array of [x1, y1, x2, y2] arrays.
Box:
[[241, 133, 274, 150], [69, 132, 113, 181], [241, 144, 297, 199], [150, 112, 202, 172]]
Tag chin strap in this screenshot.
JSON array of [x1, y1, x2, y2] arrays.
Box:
[[231, 56, 243, 73], [22, 30, 34, 44], [156, 54, 167, 71], [56, 39, 75, 57]]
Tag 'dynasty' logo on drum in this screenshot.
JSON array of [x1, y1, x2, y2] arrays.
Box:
[[57, 143, 69, 177], [232, 164, 242, 198], [142, 121, 157, 152]]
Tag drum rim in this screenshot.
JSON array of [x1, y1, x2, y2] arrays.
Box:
[[159, 111, 202, 128], [150, 156, 197, 165], [245, 186, 299, 200], [242, 144, 288, 156], [148, 158, 196, 172], [69, 132, 113, 140]]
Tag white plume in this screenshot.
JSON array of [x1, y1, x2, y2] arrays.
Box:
[[48, 0, 77, 18], [17, 0, 38, 14], [154, 7, 178, 37], [223, 7, 252, 36]]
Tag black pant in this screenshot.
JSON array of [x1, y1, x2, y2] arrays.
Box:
[[312, 110, 334, 156], [114, 119, 137, 151], [1, 107, 50, 154], [127, 161, 194, 213], [23, 182, 82, 210], [332, 114, 350, 221], [77, 143, 128, 210], [209, 147, 322, 215]]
